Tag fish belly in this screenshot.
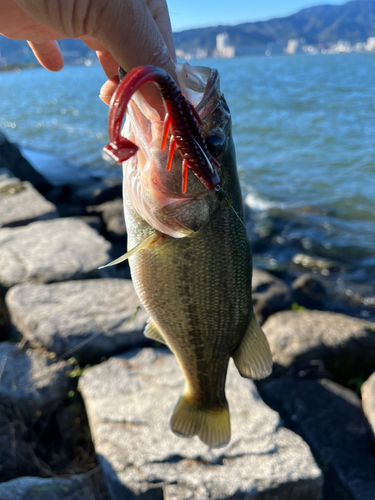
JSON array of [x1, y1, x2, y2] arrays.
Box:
[[127, 203, 252, 404]]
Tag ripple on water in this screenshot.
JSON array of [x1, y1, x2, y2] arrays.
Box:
[[0, 55, 374, 287]]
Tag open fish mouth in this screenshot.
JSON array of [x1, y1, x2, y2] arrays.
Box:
[[103, 64, 231, 238]]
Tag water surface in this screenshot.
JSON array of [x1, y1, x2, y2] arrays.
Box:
[[1, 53, 374, 294]]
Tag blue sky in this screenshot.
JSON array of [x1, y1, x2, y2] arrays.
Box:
[[168, 0, 346, 31]]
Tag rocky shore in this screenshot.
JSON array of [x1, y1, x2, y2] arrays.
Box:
[[0, 131, 374, 500]]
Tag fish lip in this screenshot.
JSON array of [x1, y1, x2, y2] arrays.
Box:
[[195, 69, 220, 115]]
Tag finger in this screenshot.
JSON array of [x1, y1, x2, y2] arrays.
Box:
[[146, 0, 176, 62], [94, 0, 177, 114], [99, 76, 119, 105], [94, 0, 177, 81], [96, 50, 119, 79], [27, 40, 64, 71], [79, 37, 119, 78]]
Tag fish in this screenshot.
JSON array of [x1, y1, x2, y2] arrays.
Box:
[[104, 63, 272, 448]]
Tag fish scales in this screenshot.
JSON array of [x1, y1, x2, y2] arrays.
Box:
[[109, 63, 272, 448], [128, 184, 251, 404]]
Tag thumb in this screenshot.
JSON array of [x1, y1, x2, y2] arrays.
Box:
[[92, 0, 177, 80]]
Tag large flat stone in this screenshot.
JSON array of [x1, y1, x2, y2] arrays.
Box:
[[0, 174, 58, 228], [6, 279, 149, 361], [0, 218, 111, 288], [260, 379, 375, 500], [263, 310, 375, 379], [0, 342, 72, 479], [79, 348, 322, 500]]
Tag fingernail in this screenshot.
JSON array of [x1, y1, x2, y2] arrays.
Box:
[[99, 94, 111, 105]]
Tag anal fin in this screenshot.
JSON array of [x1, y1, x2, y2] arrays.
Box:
[[144, 319, 167, 345], [232, 313, 272, 379]]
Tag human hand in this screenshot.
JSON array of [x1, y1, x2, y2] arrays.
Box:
[[0, 0, 176, 107]]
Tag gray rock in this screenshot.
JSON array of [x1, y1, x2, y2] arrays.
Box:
[[0, 167, 14, 181], [0, 176, 58, 228], [6, 279, 149, 361], [0, 418, 33, 481], [106, 216, 126, 240], [291, 253, 342, 275], [19, 145, 98, 188], [77, 215, 103, 233], [0, 218, 111, 289], [252, 268, 292, 324], [0, 132, 51, 193], [71, 177, 122, 205], [0, 342, 72, 479], [88, 199, 126, 240], [362, 372, 375, 441], [0, 341, 71, 416], [291, 273, 326, 310], [0, 475, 101, 500], [260, 378, 375, 500], [263, 310, 375, 379], [79, 348, 322, 500]]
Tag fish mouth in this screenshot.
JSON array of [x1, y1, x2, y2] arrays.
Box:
[[177, 64, 220, 119], [122, 63, 229, 238], [176, 64, 230, 156], [196, 68, 220, 114]]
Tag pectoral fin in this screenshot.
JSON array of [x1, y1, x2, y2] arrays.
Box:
[[99, 231, 160, 269], [144, 319, 167, 345], [232, 314, 272, 379]]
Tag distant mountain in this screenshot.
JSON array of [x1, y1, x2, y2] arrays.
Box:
[[173, 0, 375, 53], [1, 0, 375, 63]]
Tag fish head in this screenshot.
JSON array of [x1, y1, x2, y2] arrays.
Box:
[[122, 63, 233, 238]]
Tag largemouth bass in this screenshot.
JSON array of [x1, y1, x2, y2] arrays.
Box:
[[105, 63, 272, 448]]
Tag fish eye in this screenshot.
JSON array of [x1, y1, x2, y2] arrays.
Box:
[[205, 134, 225, 158]]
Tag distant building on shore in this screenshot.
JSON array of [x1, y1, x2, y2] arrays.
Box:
[[335, 40, 352, 52], [285, 39, 300, 54], [175, 48, 208, 60], [176, 32, 375, 62], [366, 37, 375, 51], [214, 33, 235, 59]]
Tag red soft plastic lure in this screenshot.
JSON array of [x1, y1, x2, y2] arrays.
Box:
[[104, 65, 221, 193]]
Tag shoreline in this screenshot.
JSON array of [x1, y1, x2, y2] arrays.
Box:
[[1, 132, 375, 499], [0, 62, 39, 72], [7, 138, 375, 323]]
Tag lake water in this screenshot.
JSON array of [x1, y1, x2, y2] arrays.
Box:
[[1, 53, 374, 297]]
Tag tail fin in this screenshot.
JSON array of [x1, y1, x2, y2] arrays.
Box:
[[170, 395, 230, 448]]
